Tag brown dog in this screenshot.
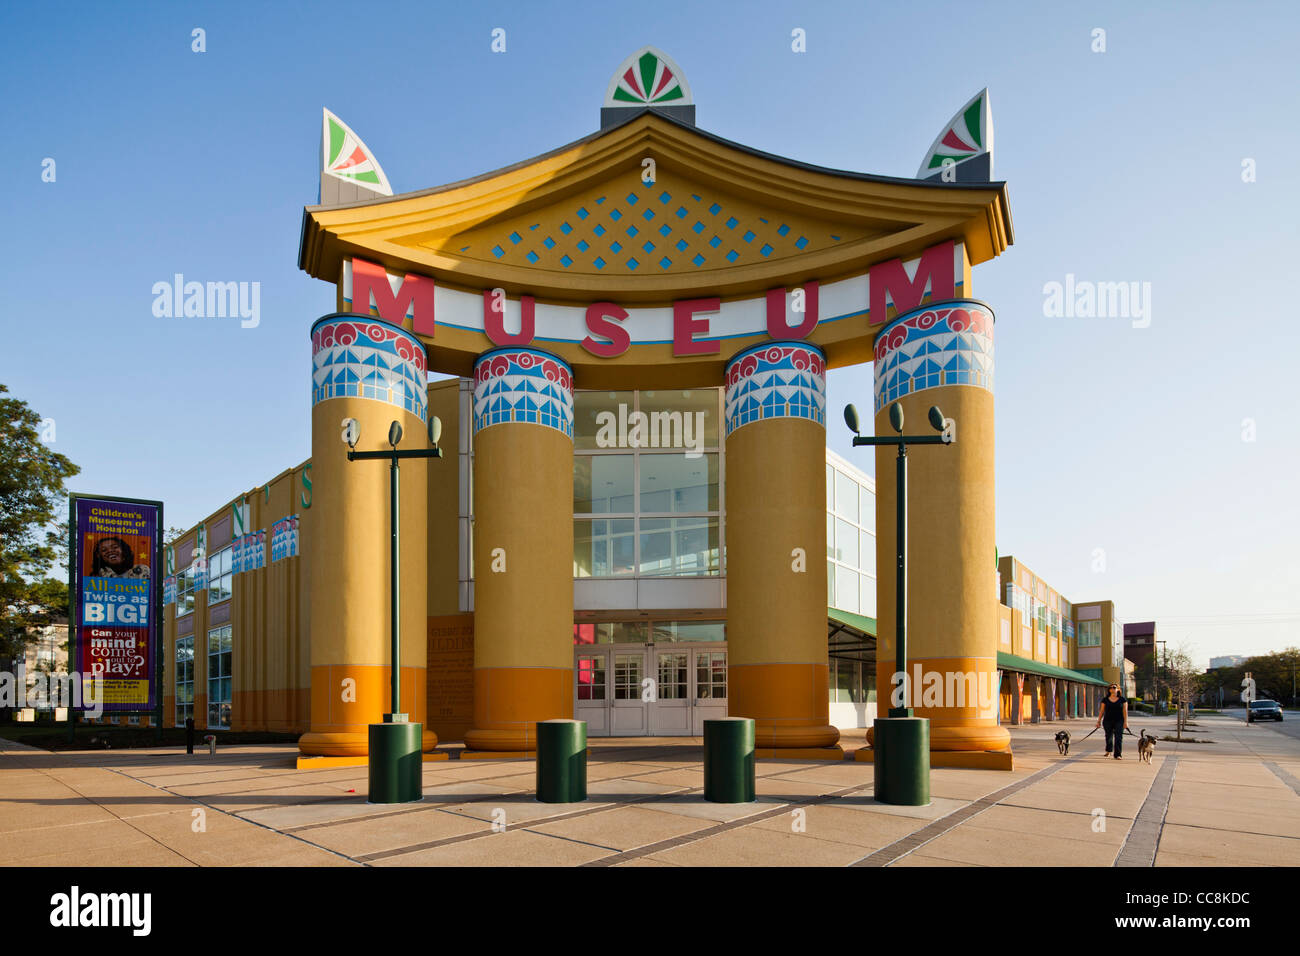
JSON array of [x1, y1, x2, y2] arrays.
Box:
[[1137, 729, 1156, 764]]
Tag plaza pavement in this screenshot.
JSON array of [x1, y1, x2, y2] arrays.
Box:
[[2, 713, 1297, 867]]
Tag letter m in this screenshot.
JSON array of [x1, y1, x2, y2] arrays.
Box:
[[869, 240, 956, 326], [350, 257, 435, 336]]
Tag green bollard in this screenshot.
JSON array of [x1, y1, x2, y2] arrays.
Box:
[[873, 716, 930, 806], [536, 719, 587, 803], [703, 717, 756, 803], [368, 721, 424, 804]]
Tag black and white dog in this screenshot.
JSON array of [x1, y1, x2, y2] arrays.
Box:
[[1054, 730, 1070, 755], [1137, 729, 1157, 764]]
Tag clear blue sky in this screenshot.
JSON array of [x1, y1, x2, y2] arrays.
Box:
[[3, 1, 1297, 667]]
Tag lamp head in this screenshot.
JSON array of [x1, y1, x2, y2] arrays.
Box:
[[388, 421, 403, 448], [888, 402, 904, 434], [427, 414, 442, 448], [340, 417, 359, 450], [928, 406, 946, 432], [843, 404, 860, 436]]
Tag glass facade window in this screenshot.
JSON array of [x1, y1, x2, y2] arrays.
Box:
[[572, 620, 726, 645], [573, 519, 634, 577], [572, 390, 722, 579], [207, 625, 232, 729], [657, 652, 688, 699], [207, 545, 233, 605], [576, 655, 606, 699], [835, 518, 858, 567], [638, 517, 719, 576], [573, 621, 647, 644], [176, 565, 196, 617], [828, 658, 876, 703], [648, 620, 725, 643], [827, 463, 877, 618], [859, 485, 874, 534], [573, 455, 635, 513], [696, 651, 727, 699], [834, 470, 859, 523], [613, 654, 642, 699], [835, 564, 860, 614], [1078, 620, 1102, 647], [175, 636, 194, 725]]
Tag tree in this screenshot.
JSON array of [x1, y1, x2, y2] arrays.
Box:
[[0, 384, 80, 669], [1165, 645, 1199, 740]]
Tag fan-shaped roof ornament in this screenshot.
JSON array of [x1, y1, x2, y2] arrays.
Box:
[[917, 89, 994, 183], [600, 47, 696, 129], [320, 108, 393, 205]]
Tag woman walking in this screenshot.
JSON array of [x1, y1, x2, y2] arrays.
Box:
[[1095, 683, 1129, 759]]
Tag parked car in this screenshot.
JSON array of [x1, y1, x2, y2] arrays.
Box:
[[1248, 700, 1284, 722]]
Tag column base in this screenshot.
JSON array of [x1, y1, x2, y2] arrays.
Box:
[[297, 728, 438, 758], [463, 666, 572, 752], [854, 747, 1014, 771], [864, 723, 1011, 755], [755, 745, 845, 760], [729, 662, 841, 750]]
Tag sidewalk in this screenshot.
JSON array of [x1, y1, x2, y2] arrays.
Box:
[[2, 714, 1296, 866]]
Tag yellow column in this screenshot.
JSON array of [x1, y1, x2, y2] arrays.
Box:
[[464, 348, 574, 752], [725, 342, 840, 753], [872, 300, 1009, 754], [299, 315, 434, 757]]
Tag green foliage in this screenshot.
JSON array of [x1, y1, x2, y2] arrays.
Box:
[[0, 384, 80, 661], [1205, 648, 1300, 706]]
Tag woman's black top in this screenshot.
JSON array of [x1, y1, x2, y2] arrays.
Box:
[[1101, 694, 1127, 724]]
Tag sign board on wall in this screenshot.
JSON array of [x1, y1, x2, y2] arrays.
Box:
[[69, 495, 163, 714], [426, 615, 474, 743]]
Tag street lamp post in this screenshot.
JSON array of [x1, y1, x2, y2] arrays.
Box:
[[843, 400, 952, 806], [342, 414, 443, 803]]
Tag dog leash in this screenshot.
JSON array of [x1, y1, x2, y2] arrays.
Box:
[[1070, 726, 1137, 743]]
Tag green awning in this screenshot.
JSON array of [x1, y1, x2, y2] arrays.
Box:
[[997, 651, 1109, 686], [828, 607, 877, 637]]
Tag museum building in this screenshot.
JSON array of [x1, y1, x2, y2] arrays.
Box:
[[110, 48, 1132, 767]]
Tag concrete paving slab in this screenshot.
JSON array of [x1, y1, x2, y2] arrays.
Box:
[[639, 794, 772, 822], [747, 803, 925, 850], [645, 824, 865, 866], [527, 805, 712, 851], [832, 794, 969, 820], [901, 821, 1119, 867], [371, 828, 611, 866]]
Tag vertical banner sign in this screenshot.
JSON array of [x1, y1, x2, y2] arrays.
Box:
[[70, 496, 162, 713], [271, 516, 299, 563]]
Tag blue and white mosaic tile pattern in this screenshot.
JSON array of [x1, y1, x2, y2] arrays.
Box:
[[472, 348, 574, 438], [724, 342, 826, 436], [311, 317, 428, 421], [873, 302, 994, 414]]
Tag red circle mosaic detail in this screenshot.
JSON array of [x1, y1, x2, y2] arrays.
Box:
[[724, 344, 824, 387], [873, 305, 992, 364], [312, 319, 427, 375], [473, 350, 573, 394]]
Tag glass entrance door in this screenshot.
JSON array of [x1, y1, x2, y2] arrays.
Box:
[[610, 649, 649, 735], [575, 650, 609, 736], [573, 642, 726, 737], [650, 649, 690, 735], [692, 647, 727, 735]]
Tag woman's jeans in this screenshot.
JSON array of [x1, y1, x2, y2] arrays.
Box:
[[1104, 720, 1123, 756]]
